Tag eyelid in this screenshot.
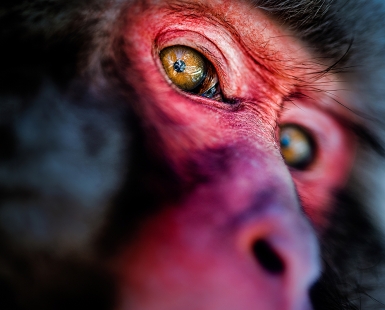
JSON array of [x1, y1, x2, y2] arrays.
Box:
[[154, 29, 228, 83]]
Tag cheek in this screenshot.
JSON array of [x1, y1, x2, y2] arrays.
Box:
[[279, 100, 357, 228]]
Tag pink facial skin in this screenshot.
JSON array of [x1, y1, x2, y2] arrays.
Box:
[[111, 0, 357, 309]]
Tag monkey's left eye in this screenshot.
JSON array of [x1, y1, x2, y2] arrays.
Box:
[[160, 45, 222, 101], [279, 125, 315, 169]]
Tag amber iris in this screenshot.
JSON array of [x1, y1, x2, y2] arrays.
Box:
[[280, 125, 314, 169], [160, 45, 207, 91]]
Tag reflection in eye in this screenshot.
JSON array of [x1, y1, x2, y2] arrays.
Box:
[[160, 45, 222, 101], [280, 125, 315, 169]]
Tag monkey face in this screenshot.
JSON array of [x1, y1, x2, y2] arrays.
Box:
[[0, 0, 382, 310], [108, 1, 356, 309]]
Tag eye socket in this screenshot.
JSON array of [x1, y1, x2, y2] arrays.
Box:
[[160, 45, 222, 101], [279, 125, 315, 170]]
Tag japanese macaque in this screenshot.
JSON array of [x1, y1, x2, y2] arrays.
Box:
[[1, 0, 385, 309]]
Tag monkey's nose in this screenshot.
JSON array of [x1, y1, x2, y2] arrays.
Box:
[[246, 209, 319, 310]]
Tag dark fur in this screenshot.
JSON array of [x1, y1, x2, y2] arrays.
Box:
[[1, 0, 385, 309]]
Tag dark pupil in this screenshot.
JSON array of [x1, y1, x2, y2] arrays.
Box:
[[173, 60, 186, 73], [280, 134, 291, 148]]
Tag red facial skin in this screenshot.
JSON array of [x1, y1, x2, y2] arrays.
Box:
[[112, 0, 356, 309]]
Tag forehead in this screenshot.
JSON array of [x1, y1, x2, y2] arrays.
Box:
[[126, 0, 313, 74], [137, 0, 283, 37]]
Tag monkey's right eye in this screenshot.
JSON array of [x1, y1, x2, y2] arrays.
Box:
[[160, 45, 222, 101], [279, 125, 315, 170]]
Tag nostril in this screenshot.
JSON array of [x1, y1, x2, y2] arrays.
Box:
[[252, 239, 285, 275]]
